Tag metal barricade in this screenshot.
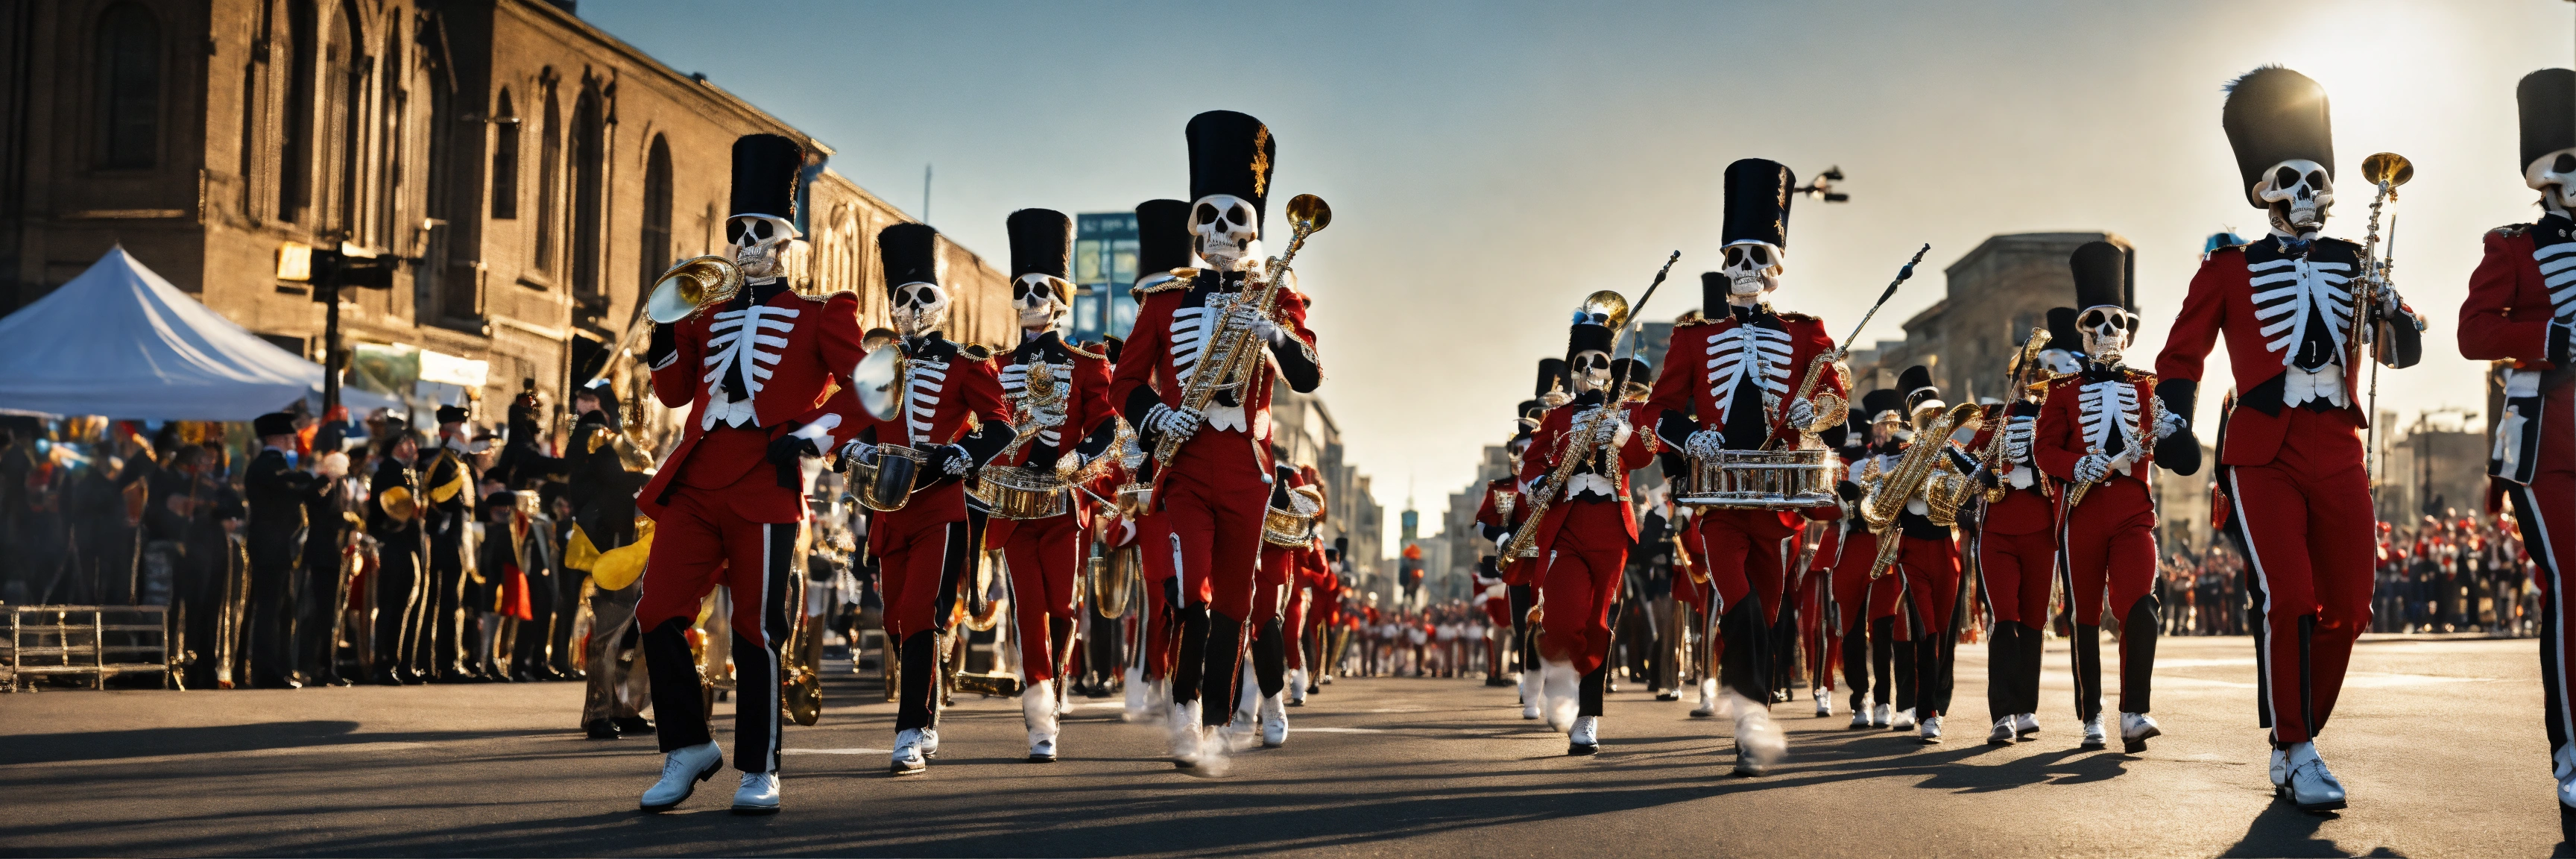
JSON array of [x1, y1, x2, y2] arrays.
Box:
[[3, 605, 173, 691]]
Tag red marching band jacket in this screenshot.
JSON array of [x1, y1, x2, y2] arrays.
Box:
[[642, 287, 871, 523], [982, 332, 1116, 547], [2155, 239, 2421, 468], [1108, 274, 1322, 496], [1962, 399, 2057, 535], [2031, 370, 2158, 502], [2460, 221, 2575, 485], [856, 336, 1011, 555], [1513, 395, 1660, 557], [1644, 307, 1846, 523]]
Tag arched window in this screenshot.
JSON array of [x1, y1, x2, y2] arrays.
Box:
[[638, 133, 672, 292], [488, 89, 517, 219], [278, 0, 317, 221], [533, 83, 559, 272], [569, 89, 604, 297], [94, 3, 160, 169]]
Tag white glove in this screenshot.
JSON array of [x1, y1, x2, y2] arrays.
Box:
[[1608, 409, 1633, 450], [941, 443, 972, 476], [1226, 305, 1286, 345], [2072, 453, 2111, 484], [836, 440, 877, 469], [1494, 531, 1513, 554], [2155, 409, 2187, 441], [2003, 417, 2035, 463], [1685, 429, 1726, 459], [1786, 398, 1816, 430], [1147, 403, 1203, 441]]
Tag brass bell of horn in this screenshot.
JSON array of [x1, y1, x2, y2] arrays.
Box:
[[1285, 194, 1332, 236], [646, 255, 743, 324], [1577, 289, 1631, 330], [2361, 152, 2414, 189]]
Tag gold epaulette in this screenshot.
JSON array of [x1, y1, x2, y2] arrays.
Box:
[[1775, 310, 1819, 323], [1673, 311, 1718, 328], [1131, 277, 1189, 299], [960, 343, 993, 362], [1064, 339, 1108, 360]]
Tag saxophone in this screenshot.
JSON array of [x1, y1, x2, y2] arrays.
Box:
[[1860, 403, 1980, 579], [1982, 327, 2053, 504], [1503, 404, 1625, 561]]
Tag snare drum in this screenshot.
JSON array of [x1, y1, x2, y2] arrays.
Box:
[[1675, 448, 1841, 511], [970, 465, 1070, 520], [1261, 507, 1313, 547]]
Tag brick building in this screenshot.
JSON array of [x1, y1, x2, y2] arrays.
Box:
[[0, 0, 1009, 424]]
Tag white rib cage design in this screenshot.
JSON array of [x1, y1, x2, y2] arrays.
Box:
[[1000, 360, 1065, 448], [2077, 379, 2140, 454], [2535, 238, 2576, 321], [2246, 257, 2352, 366], [1172, 293, 1243, 388], [1702, 324, 1792, 423], [906, 359, 949, 445], [701, 304, 799, 396]]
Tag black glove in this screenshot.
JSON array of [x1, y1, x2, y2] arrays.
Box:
[[925, 444, 970, 481], [645, 322, 677, 369], [2153, 378, 2202, 476], [768, 430, 820, 488], [1836, 479, 1863, 503], [1975, 467, 2001, 489], [2553, 322, 2573, 366]]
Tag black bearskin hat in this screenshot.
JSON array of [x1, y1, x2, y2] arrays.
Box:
[[1565, 301, 1617, 366], [730, 134, 804, 221], [2045, 307, 2084, 357], [2068, 241, 2131, 312], [253, 412, 297, 438], [2519, 69, 2576, 177], [1898, 365, 1941, 414], [1186, 110, 1275, 227], [1722, 159, 1796, 249], [1610, 356, 1653, 391], [1007, 209, 1073, 303], [1861, 388, 1903, 424], [1535, 358, 1570, 398], [2223, 66, 2333, 208], [1134, 199, 1193, 278], [878, 223, 940, 289]]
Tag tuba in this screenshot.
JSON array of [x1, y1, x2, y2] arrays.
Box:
[[1860, 402, 1980, 579]]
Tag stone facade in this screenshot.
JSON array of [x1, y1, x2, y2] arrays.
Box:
[[1851, 232, 2129, 405], [0, 0, 1008, 420]]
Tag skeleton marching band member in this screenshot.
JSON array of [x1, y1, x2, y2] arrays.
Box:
[[1516, 301, 1660, 755], [982, 208, 1119, 763], [1835, 391, 1907, 729], [1646, 159, 1843, 774], [2157, 67, 2423, 812], [1887, 365, 1969, 743], [2036, 242, 2168, 753], [1483, 359, 1565, 719], [631, 134, 877, 814], [2461, 66, 2576, 827], [1110, 111, 1324, 769], [1120, 198, 1193, 725], [1966, 307, 2080, 745], [1235, 459, 1323, 745], [865, 221, 1017, 776]]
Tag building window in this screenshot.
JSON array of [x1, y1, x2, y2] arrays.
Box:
[[569, 89, 604, 298], [93, 4, 160, 169], [489, 89, 517, 219], [278, 0, 317, 222], [639, 133, 672, 290], [533, 85, 559, 274]]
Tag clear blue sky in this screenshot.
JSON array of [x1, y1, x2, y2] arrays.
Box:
[[589, 0, 2575, 531]]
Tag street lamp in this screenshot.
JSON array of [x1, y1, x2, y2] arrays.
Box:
[[1796, 166, 1851, 203]]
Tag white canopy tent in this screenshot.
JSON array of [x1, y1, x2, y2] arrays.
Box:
[[0, 247, 391, 421]]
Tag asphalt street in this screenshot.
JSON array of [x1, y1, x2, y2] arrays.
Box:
[[0, 633, 2560, 858]]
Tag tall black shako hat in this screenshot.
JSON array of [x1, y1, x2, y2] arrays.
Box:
[[1535, 358, 1570, 398], [730, 134, 804, 222], [878, 223, 940, 292], [1134, 199, 1193, 280], [1186, 110, 1275, 228], [2045, 307, 2085, 357], [1565, 302, 1617, 368], [1898, 365, 1942, 415], [2222, 66, 2332, 209], [2068, 241, 2132, 312], [2519, 69, 2576, 178], [1862, 388, 1904, 424], [1006, 209, 1073, 303], [1722, 159, 1796, 249]]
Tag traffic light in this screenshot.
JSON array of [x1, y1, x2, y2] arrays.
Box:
[[277, 241, 397, 300]]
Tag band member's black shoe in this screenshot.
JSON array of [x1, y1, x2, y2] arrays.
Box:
[[640, 740, 722, 812], [613, 716, 653, 735], [1654, 690, 1679, 701], [370, 668, 403, 687], [315, 675, 351, 687], [584, 720, 622, 740]]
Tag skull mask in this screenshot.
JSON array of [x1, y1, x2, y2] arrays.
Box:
[[2255, 159, 2333, 237], [1012, 274, 1067, 331], [890, 281, 950, 338], [1570, 350, 1612, 394], [1190, 195, 1262, 271], [1720, 241, 1783, 301], [2077, 306, 2134, 366], [2528, 148, 2576, 216], [725, 215, 799, 280]]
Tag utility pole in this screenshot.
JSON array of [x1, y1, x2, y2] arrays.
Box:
[[278, 241, 396, 415]]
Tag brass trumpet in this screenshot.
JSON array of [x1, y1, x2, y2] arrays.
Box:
[[646, 255, 743, 324]]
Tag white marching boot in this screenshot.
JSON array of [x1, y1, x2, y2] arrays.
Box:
[[1023, 681, 1061, 763], [2013, 711, 2040, 739], [1168, 700, 1203, 767], [1259, 690, 1290, 748], [1916, 714, 1943, 744], [2080, 713, 2107, 749], [1728, 691, 1787, 776], [1690, 678, 1721, 718], [890, 729, 929, 775], [731, 772, 780, 815], [1871, 702, 1892, 729], [1568, 715, 1600, 755], [1287, 669, 1309, 706], [920, 726, 941, 758], [2279, 741, 2347, 812], [1890, 707, 1916, 731], [1541, 661, 1579, 734], [2119, 712, 2161, 754], [1225, 672, 1260, 749], [1849, 707, 1873, 730], [1518, 670, 1543, 720], [1122, 666, 1151, 723], [1812, 685, 1833, 717], [640, 740, 722, 811], [1988, 716, 2017, 745]]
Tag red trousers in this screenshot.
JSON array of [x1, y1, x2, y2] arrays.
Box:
[[1977, 499, 2057, 629], [1283, 580, 1310, 672], [1164, 428, 1268, 621], [1254, 544, 1299, 626], [1896, 534, 1961, 643], [2061, 478, 2157, 626], [1831, 528, 1904, 624], [1003, 512, 1085, 684], [636, 487, 792, 640], [1690, 509, 1796, 620], [877, 511, 970, 643], [631, 485, 794, 770], [1797, 563, 1837, 688], [1137, 512, 1178, 682], [1536, 500, 1628, 674], [2223, 407, 2373, 745]]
